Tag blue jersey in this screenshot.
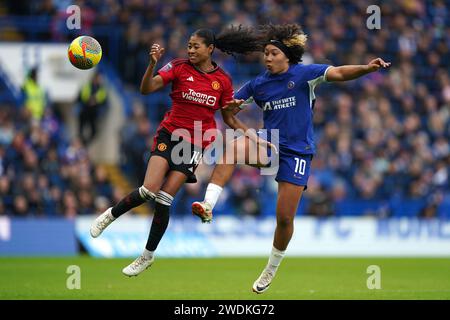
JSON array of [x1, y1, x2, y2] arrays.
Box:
[[235, 63, 331, 155]]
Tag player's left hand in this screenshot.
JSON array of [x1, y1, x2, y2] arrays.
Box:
[[222, 99, 245, 111], [367, 58, 391, 72]]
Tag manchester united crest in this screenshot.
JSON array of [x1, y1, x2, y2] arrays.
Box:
[[157, 143, 167, 151], [211, 81, 220, 90]]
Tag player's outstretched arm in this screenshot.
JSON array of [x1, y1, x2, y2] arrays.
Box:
[[222, 98, 245, 115], [220, 107, 251, 132], [140, 43, 165, 94], [326, 58, 391, 82]]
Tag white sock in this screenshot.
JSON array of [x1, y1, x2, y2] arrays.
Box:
[[142, 248, 154, 260], [204, 183, 223, 209], [107, 208, 115, 220], [266, 246, 285, 273]]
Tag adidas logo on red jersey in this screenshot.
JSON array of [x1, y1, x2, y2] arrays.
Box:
[[187, 76, 194, 82]]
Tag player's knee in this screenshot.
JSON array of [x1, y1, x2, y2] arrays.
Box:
[[139, 185, 156, 202], [277, 215, 295, 228], [155, 190, 174, 207]]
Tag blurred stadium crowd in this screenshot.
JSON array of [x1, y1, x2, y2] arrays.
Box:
[[0, 104, 118, 217], [0, 0, 449, 218]]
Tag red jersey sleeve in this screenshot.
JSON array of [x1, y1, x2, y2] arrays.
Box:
[[220, 76, 234, 108], [157, 60, 178, 86]]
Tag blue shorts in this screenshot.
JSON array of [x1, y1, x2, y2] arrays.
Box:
[[275, 150, 313, 189], [256, 130, 313, 189]]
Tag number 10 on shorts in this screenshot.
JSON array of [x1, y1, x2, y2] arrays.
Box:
[[294, 157, 306, 175]]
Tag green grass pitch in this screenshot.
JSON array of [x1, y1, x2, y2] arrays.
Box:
[[1, 257, 449, 299]]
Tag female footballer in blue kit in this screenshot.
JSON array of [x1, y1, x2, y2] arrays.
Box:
[[192, 24, 391, 294]]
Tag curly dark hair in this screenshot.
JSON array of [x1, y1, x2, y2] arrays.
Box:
[[192, 25, 264, 56], [258, 23, 308, 64]]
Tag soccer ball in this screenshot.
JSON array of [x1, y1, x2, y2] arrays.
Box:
[[68, 36, 102, 70]]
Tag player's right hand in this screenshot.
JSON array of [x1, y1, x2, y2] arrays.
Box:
[[254, 136, 278, 155], [261, 139, 278, 155], [222, 99, 245, 111], [150, 43, 165, 64], [268, 142, 278, 155]]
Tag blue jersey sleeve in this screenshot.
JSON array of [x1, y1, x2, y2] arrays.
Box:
[[304, 64, 332, 83], [234, 80, 254, 101]]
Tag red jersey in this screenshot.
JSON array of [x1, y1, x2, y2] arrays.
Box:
[[156, 58, 234, 148]]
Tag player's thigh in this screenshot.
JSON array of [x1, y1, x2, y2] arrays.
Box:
[[143, 155, 170, 194], [159, 170, 187, 197], [225, 136, 270, 167], [276, 181, 304, 224], [244, 136, 271, 167]]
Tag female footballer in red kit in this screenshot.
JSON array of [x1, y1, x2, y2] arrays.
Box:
[[90, 27, 264, 276]]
